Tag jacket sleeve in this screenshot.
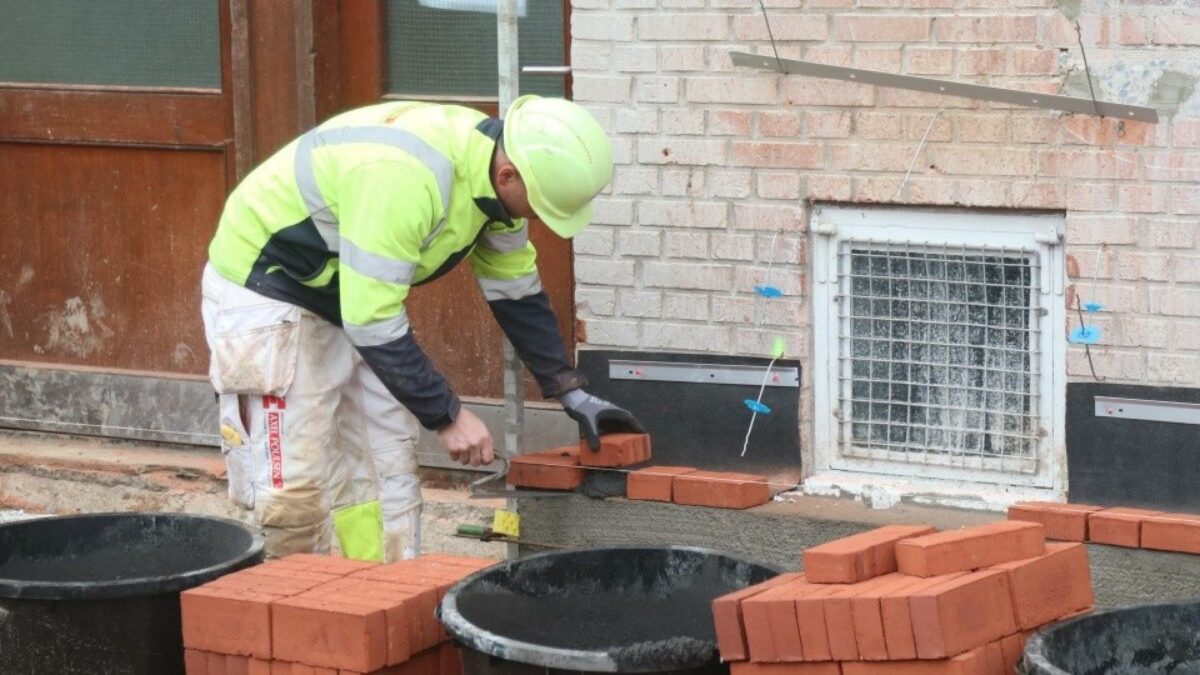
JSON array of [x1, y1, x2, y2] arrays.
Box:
[[468, 222, 587, 398], [337, 162, 461, 429]]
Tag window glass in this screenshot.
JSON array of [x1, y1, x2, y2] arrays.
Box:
[[385, 0, 565, 99], [0, 0, 221, 89]]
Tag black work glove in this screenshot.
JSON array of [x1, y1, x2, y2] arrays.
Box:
[[559, 389, 646, 451]]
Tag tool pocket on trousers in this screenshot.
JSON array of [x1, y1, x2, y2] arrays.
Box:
[[209, 301, 301, 395], [218, 394, 256, 510]]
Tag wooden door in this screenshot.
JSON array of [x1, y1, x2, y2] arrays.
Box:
[[318, 0, 576, 401], [0, 2, 235, 377]]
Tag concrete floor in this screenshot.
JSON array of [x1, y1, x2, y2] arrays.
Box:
[[0, 430, 506, 559]]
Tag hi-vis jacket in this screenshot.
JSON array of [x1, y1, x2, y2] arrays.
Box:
[[208, 102, 585, 429]]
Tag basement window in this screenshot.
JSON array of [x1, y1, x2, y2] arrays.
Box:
[[811, 206, 1066, 490]]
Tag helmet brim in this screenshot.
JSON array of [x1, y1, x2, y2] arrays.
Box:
[[534, 200, 592, 239]]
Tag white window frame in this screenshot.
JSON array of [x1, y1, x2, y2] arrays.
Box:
[[810, 205, 1067, 492]]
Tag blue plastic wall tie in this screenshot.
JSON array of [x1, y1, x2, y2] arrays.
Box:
[[1083, 302, 1103, 312], [743, 399, 772, 414], [753, 285, 783, 298], [1069, 326, 1103, 345]]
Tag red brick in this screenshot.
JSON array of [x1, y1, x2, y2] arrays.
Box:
[[372, 646, 444, 674], [804, 525, 936, 583], [999, 633, 1026, 674], [992, 542, 1094, 630], [578, 432, 652, 467], [910, 570, 1017, 659], [272, 664, 338, 675], [851, 574, 911, 661], [185, 649, 208, 675], [1141, 513, 1200, 554], [879, 575, 961, 661], [414, 553, 494, 571], [713, 573, 798, 662], [209, 568, 337, 596], [344, 577, 442, 653], [1007, 502, 1102, 541], [316, 579, 419, 665], [730, 663, 843, 674], [795, 585, 839, 661], [627, 466, 697, 502], [982, 641, 1006, 675], [842, 644, 989, 675], [274, 554, 380, 576], [438, 641, 462, 675], [1088, 508, 1163, 547], [673, 471, 770, 509], [895, 522, 1046, 577], [181, 586, 277, 658], [271, 595, 387, 672], [207, 652, 228, 675], [507, 447, 586, 491], [742, 574, 808, 662], [821, 584, 861, 661], [225, 656, 249, 675], [354, 556, 481, 598]]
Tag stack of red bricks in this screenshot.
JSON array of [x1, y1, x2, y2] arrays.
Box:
[[181, 552, 493, 675], [1009, 500, 1200, 553], [507, 434, 772, 510], [713, 521, 1094, 674]]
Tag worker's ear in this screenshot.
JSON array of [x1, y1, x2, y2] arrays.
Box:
[[495, 162, 522, 188]]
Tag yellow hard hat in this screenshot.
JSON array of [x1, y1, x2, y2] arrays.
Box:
[[503, 96, 614, 239]]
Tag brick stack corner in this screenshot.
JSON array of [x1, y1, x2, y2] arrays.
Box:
[[181, 552, 493, 675], [714, 521, 1094, 674]]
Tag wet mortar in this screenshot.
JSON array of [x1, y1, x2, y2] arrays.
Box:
[[450, 547, 777, 670], [0, 514, 247, 586]]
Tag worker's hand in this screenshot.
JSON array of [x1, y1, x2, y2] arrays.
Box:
[[437, 409, 495, 467], [559, 389, 646, 452]]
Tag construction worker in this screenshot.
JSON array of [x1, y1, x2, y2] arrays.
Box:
[[201, 96, 643, 561]]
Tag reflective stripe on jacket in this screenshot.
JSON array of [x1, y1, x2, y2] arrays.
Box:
[[208, 102, 583, 428]]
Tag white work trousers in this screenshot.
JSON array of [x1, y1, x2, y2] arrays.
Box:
[[200, 264, 422, 561]]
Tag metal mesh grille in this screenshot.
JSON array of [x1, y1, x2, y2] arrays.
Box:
[[836, 242, 1042, 474]]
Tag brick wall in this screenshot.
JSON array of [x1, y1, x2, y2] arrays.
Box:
[[570, 0, 1200, 395]]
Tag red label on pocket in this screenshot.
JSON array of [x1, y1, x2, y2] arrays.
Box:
[[266, 410, 284, 488]]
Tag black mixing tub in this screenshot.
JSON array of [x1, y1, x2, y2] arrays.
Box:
[[438, 546, 780, 674], [0, 512, 264, 674], [1023, 600, 1200, 674]]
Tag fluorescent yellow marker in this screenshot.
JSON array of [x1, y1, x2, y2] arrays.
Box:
[[219, 424, 242, 446], [772, 336, 786, 360], [492, 509, 521, 538]]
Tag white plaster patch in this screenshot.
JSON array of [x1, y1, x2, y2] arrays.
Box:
[[40, 295, 114, 358]]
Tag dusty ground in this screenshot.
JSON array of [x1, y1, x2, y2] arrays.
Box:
[[0, 430, 505, 559]]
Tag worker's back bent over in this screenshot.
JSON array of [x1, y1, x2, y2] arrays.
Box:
[[201, 97, 643, 561]]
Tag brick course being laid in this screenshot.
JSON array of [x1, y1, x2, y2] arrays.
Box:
[[1009, 501, 1200, 554], [626, 465, 698, 502], [181, 554, 491, 675], [1006, 502, 1103, 542], [714, 522, 1094, 672], [506, 433, 773, 509]]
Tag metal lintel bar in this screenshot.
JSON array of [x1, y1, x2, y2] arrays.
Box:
[[609, 360, 800, 388], [730, 51, 1159, 123], [1094, 396, 1200, 426]]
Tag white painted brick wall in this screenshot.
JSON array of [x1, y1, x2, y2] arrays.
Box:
[[570, 0, 1200, 393]]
